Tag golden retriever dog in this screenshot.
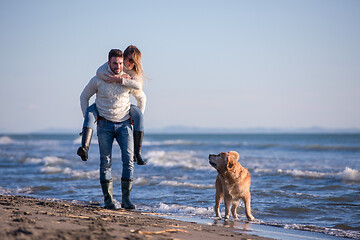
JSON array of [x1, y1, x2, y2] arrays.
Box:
[[209, 151, 255, 221]]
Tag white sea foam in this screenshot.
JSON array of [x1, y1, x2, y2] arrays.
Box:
[[340, 167, 360, 182], [25, 157, 43, 164], [63, 168, 99, 179], [277, 167, 360, 182], [0, 186, 37, 195], [73, 136, 82, 145], [43, 156, 70, 166], [39, 164, 99, 178], [41, 166, 63, 174], [277, 169, 328, 178], [0, 136, 15, 144], [16, 187, 35, 194], [159, 180, 213, 189], [145, 150, 212, 170], [0, 187, 12, 195], [23, 155, 98, 178], [73, 136, 98, 145], [253, 168, 274, 174], [283, 223, 360, 239], [134, 177, 150, 185], [156, 203, 213, 216], [25, 156, 70, 166], [133, 176, 164, 186]]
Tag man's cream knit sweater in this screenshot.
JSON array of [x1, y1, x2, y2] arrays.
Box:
[[80, 65, 145, 122]]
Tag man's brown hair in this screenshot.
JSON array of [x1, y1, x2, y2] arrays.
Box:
[[108, 49, 123, 61]]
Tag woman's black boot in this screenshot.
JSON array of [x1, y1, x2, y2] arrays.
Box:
[[77, 127, 93, 161], [134, 131, 146, 165]]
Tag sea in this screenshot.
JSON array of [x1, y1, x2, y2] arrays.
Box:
[[0, 133, 359, 239]]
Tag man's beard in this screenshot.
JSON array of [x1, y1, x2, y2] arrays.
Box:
[[111, 68, 121, 74]]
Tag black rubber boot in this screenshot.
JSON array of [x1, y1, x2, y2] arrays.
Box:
[[134, 131, 146, 165], [121, 179, 135, 209], [101, 180, 116, 209], [77, 127, 93, 161]]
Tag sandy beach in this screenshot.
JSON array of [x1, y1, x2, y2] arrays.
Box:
[[0, 195, 271, 240]]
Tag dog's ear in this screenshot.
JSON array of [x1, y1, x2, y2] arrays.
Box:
[[227, 155, 239, 172], [227, 159, 234, 170], [228, 151, 239, 161]]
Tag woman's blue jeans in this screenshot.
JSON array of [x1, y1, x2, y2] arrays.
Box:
[[83, 103, 144, 131], [97, 118, 134, 181]]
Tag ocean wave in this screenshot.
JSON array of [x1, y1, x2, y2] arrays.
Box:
[[283, 223, 360, 239], [133, 176, 165, 186], [159, 180, 214, 189], [63, 168, 99, 179], [0, 187, 13, 195], [145, 151, 212, 170], [14, 187, 35, 194], [39, 165, 98, 179], [134, 177, 213, 189], [341, 167, 360, 182], [277, 169, 328, 178], [41, 166, 63, 174], [155, 203, 213, 216], [253, 168, 274, 174], [24, 156, 71, 166], [0, 136, 15, 145], [134, 177, 152, 186], [73, 136, 98, 145], [73, 136, 82, 145], [277, 167, 360, 182], [0, 186, 52, 195], [254, 167, 360, 183]]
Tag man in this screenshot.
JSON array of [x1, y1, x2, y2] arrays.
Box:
[[80, 49, 137, 209]]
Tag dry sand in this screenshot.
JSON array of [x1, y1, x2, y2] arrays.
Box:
[[0, 195, 272, 240]]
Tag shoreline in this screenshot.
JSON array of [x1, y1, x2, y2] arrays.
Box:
[[0, 195, 272, 240]]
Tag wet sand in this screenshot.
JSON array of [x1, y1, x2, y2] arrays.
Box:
[[0, 195, 271, 240]]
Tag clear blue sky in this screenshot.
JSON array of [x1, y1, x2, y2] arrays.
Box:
[[0, 0, 359, 133]]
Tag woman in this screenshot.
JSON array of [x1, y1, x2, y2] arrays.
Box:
[[77, 45, 147, 165]]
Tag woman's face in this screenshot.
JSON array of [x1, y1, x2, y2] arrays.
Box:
[[124, 56, 135, 70]]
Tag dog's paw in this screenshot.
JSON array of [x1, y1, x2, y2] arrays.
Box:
[[247, 215, 255, 221]]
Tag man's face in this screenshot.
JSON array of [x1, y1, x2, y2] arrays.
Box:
[[108, 57, 123, 74]]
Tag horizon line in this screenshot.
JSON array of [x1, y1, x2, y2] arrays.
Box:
[[1, 126, 360, 134]]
